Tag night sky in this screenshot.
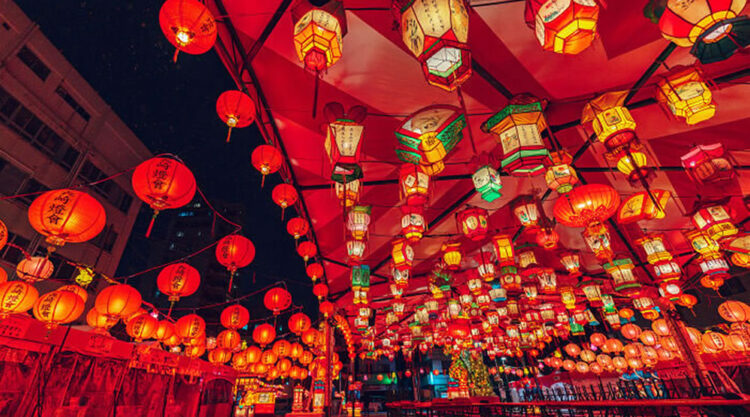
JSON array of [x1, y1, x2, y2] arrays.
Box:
[[16, 1, 317, 320]]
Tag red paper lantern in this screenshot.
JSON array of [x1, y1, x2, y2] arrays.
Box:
[[57, 285, 87, 303], [319, 300, 334, 317], [312, 283, 328, 300], [126, 313, 158, 342], [401, 205, 426, 243], [33, 290, 85, 328], [524, 0, 600, 55], [621, 323, 642, 341], [718, 300, 749, 323], [272, 183, 298, 220], [253, 323, 276, 347], [132, 157, 196, 237], [86, 308, 118, 334], [302, 328, 319, 346], [175, 314, 205, 340], [297, 241, 317, 263], [252, 145, 283, 187], [216, 235, 255, 290], [217, 329, 241, 350], [216, 90, 255, 143], [221, 304, 250, 330], [156, 262, 200, 302], [154, 320, 176, 341], [28, 189, 106, 247], [287, 217, 309, 240], [306, 263, 324, 282], [95, 284, 142, 319], [554, 184, 620, 228], [456, 207, 489, 241], [208, 348, 233, 364], [16, 257, 54, 283], [264, 287, 292, 315], [399, 163, 430, 206], [289, 313, 312, 335], [159, 0, 216, 61], [0, 220, 7, 251]]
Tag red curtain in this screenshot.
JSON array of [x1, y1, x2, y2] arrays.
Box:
[[0, 346, 44, 417]]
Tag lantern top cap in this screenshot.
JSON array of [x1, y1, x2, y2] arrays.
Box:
[[581, 91, 629, 124], [603, 258, 634, 269], [481, 94, 545, 133]]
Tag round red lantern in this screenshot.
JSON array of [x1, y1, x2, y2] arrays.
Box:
[[273, 339, 292, 357], [319, 300, 334, 317], [297, 241, 317, 262], [651, 319, 670, 336], [216, 234, 255, 290], [301, 328, 319, 346], [33, 290, 85, 328], [312, 283, 328, 300], [86, 308, 118, 334], [126, 313, 158, 342], [553, 184, 620, 228], [221, 304, 250, 330], [253, 323, 276, 347], [208, 348, 233, 364], [245, 346, 262, 364], [702, 331, 727, 352], [286, 217, 309, 240], [272, 183, 298, 219], [216, 90, 255, 143], [261, 350, 278, 366], [175, 314, 205, 340], [57, 285, 88, 303], [132, 157, 196, 237], [264, 287, 292, 315], [159, 0, 217, 62], [718, 300, 749, 323], [95, 284, 142, 319], [156, 262, 200, 303], [154, 320, 176, 341], [604, 338, 623, 354], [562, 359, 576, 371], [123, 308, 147, 325], [28, 189, 106, 247], [16, 257, 54, 283], [252, 145, 283, 187], [289, 313, 311, 335], [185, 344, 206, 358], [590, 333, 606, 347], [217, 329, 241, 350], [639, 330, 658, 346], [306, 263, 324, 282], [621, 323, 642, 341], [564, 343, 581, 358]]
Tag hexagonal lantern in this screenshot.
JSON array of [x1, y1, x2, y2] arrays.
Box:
[[395, 105, 466, 176]]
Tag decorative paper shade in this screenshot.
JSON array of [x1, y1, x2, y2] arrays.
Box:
[[525, 0, 600, 54], [400, 205, 426, 243], [221, 304, 250, 330], [16, 257, 54, 283], [159, 0, 217, 58], [690, 202, 738, 242], [291, 0, 346, 71], [616, 190, 671, 224], [394, 0, 472, 90], [132, 157, 196, 211], [680, 143, 736, 184], [347, 206, 371, 240], [472, 165, 503, 202], [656, 66, 716, 125], [553, 184, 620, 228], [33, 290, 85, 328], [545, 150, 578, 193], [0, 281, 38, 318], [395, 105, 466, 175], [581, 91, 637, 149], [481, 95, 551, 176], [216, 235, 255, 273], [28, 189, 106, 247], [323, 102, 367, 172], [456, 207, 489, 241], [156, 262, 200, 302]]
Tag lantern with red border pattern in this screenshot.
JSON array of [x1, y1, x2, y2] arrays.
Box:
[[525, 0, 600, 55], [323, 102, 366, 171], [401, 205, 427, 243], [399, 163, 430, 206], [292, 0, 346, 72], [680, 143, 737, 185], [476, 250, 496, 282], [456, 207, 489, 241], [690, 200, 738, 243]]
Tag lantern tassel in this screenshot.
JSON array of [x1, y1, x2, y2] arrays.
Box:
[[146, 210, 159, 238], [261, 174, 266, 188], [228, 270, 235, 294], [312, 71, 320, 119], [226, 127, 233, 143], [173, 48, 180, 63], [168, 301, 175, 318]]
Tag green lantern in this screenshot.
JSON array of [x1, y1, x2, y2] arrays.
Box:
[[472, 165, 503, 202]]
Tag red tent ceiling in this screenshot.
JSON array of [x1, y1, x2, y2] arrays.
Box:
[[205, 0, 750, 326]]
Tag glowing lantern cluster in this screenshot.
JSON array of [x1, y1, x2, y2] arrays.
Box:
[[472, 165, 503, 202], [644, 0, 750, 64], [680, 143, 736, 185], [252, 145, 283, 187], [525, 0, 600, 54], [656, 66, 716, 125], [351, 265, 371, 304], [291, 0, 346, 72], [28, 189, 106, 248], [456, 207, 489, 241], [156, 262, 200, 303], [159, 0, 217, 62], [132, 157, 196, 237], [216, 90, 255, 143], [482, 94, 551, 176], [395, 106, 466, 176], [394, 0, 471, 90]]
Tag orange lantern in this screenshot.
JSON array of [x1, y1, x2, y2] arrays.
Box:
[[656, 66, 716, 125], [95, 284, 142, 319], [159, 0, 216, 62], [0, 220, 7, 251], [564, 343, 581, 358], [287, 217, 309, 241], [702, 331, 727, 352], [718, 300, 749, 323], [289, 313, 312, 335], [124, 308, 147, 325], [16, 257, 54, 283], [651, 319, 670, 336], [208, 348, 233, 364], [273, 339, 292, 358], [297, 241, 317, 263], [221, 304, 249, 330], [215, 235, 255, 290], [174, 314, 205, 340], [554, 184, 620, 228], [185, 344, 206, 358], [562, 359, 576, 371], [56, 285, 87, 303], [302, 328, 319, 346], [621, 323, 642, 341], [639, 330, 658, 346], [86, 308, 118, 334], [525, 0, 600, 54], [217, 329, 241, 350], [28, 189, 106, 248], [252, 144, 283, 187], [216, 90, 255, 143], [261, 350, 278, 366], [590, 333, 606, 347], [264, 287, 292, 315], [154, 320, 176, 342], [253, 323, 276, 347], [156, 262, 200, 303], [604, 338, 623, 354], [32, 290, 85, 328], [245, 346, 262, 364], [126, 313, 158, 342], [132, 157, 196, 237], [306, 263, 324, 282], [272, 183, 298, 220]]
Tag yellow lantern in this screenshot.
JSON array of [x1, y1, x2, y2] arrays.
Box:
[[656, 66, 716, 125], [545, 150, 578, 193], [335, 179, 361, 207], [581, 91, 637, 149], [635, 234, 673, 265], [492, 234, 515, 267], [292, 0, 345, 71], [441, 242, 462, 270], [690, 202, 738, 242]]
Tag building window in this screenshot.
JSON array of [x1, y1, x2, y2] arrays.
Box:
[[175, 231, 185, 238], [51, 256, 76, 280], [16, 177, 49, 206], [77, 160, 133, 213], [55, 85, 90, 121], [0, 231, 30, 264], [17, 46, 50, 81], [0, 86, 81, 170], [177, 211, 194, 217], [92, 224, 117, 252], [0, 157, 28, 197]]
